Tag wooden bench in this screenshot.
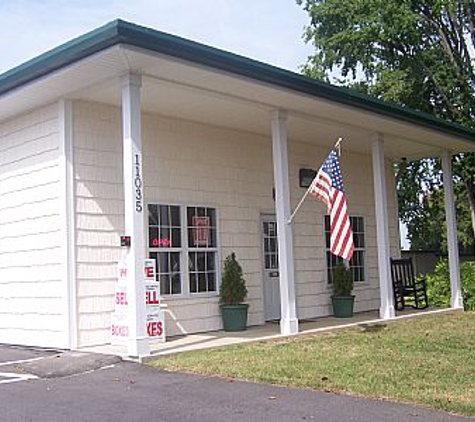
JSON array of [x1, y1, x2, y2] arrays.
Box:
[[390, 258, 429, 311]]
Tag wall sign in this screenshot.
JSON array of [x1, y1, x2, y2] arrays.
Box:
[[192, 216, 210, 246]]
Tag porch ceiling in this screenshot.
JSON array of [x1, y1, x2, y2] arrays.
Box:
[[1, 43, 474, 161]]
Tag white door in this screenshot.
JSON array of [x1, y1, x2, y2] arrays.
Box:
[[262, 216, 281, 321]]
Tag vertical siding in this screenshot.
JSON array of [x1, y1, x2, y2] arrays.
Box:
[[0, 104, 66, 347], [73, 100, 400, 346]]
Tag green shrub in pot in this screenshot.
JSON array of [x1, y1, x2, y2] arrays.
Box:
[[331, 262, 355, 318], [220, 253, 249, 331]]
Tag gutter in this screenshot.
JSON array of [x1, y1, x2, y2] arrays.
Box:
[[1, 19, 474, 143]]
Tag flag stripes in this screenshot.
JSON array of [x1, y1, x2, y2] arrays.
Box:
[[309, 149, 354, 261]]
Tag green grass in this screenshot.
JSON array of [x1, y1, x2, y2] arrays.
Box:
[[149, 312, 475, 416]]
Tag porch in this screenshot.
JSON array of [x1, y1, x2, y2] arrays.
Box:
[[83, 307, 453, 359]]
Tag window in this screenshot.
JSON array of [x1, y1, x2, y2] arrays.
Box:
[[187, 207, 217, 293], [148, 204, 218, 296], [148, 204, 182, 295], [262, 221, 278, 270], [325, 215, 365, 283]]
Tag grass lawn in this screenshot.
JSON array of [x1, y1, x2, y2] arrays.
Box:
[[149, 312, 475, 416]]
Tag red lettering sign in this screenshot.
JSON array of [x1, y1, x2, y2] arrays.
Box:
[[146, 290, 160, 305], [111, 324, 129, 337], [152, 238, 171, 247], [192, 216, 210, 246], [115, 291, 128, 305], [147, 321, 163, 337], [144, 266, 154, 279]]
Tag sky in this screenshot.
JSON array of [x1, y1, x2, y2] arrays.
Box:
[[0, 0, 313, 74], [0, 1, 410, 248]]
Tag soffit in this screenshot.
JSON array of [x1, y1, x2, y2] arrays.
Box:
[[1, 44, 474, 161]]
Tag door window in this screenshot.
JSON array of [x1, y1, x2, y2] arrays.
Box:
[[263, 221, 279, 270]]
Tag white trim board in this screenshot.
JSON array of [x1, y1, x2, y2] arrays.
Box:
[[58, 99, 78, 349]]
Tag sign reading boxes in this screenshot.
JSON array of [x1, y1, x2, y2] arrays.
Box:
[[111, 258, 166, 344], [111, 261, 129, 343]]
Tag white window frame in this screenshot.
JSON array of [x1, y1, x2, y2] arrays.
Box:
[[324, 215, 368, 286], [148, 203, 184, 297], [147, 203, 220, 299], [186, 205, 220, 297]]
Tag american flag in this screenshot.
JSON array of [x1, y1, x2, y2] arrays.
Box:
[[310, 149, 354, 261]]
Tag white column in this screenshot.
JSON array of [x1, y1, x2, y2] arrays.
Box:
[[122, 73, 150, 357], [271, 110, 298, 335], [441, 150, 464, 309], [371, 134, 395, 319]]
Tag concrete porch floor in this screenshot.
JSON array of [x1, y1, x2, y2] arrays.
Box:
[[81, 308, 454, 360]]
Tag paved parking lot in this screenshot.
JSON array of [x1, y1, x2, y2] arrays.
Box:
[[0, 344, 56, 385], [0, 344, 55, 364], [0, 344, 471, 422]]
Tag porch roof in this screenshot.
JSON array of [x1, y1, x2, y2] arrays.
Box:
[[0, 19, 474, 160]]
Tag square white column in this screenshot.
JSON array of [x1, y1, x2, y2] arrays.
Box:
[[371, 134, 395, 319], [441, 151, 464, 309], [271, 110, 298, 335], [121, 73, 150, 357]]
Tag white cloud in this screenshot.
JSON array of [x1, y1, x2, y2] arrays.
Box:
[[0, 0, 313, 74]]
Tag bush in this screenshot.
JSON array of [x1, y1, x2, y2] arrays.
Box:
[[332, 263, 354, 297], [219, 252, 248, 305], [425, 259, 475, 311]]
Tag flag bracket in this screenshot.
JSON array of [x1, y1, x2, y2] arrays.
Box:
[[287, 137, 343, 225]]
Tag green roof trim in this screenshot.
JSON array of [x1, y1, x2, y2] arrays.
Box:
[[1, 19, 474, 142]]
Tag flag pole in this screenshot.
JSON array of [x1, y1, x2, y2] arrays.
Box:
[[287, 137, 343, 225], [287, 177, 315, 225]]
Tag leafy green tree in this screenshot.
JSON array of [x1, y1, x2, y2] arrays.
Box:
[[297, 0, 475, 252]]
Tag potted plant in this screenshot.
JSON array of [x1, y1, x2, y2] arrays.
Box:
[[331, 263, 355, 318], [220, 252, 249, 331]]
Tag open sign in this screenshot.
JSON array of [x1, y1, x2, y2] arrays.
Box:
[[151, 238, 171, 247]]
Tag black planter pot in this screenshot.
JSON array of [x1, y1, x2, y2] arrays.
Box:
[[220, 304, 249, 331]]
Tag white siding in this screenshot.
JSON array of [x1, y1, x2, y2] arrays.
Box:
[[0, 104, 67, 348], [291, 143, 399, 317], [73, 102, 124, 347], [73, 100, 400, 347]]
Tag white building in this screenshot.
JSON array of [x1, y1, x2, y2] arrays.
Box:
[[0, 20, 471, 356]]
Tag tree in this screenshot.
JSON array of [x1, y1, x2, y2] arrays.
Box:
[[297, 0, 475, 252], [219, 253, 248, 305]]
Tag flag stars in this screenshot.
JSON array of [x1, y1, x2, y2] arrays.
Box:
[[323, 150, 344, 192]]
